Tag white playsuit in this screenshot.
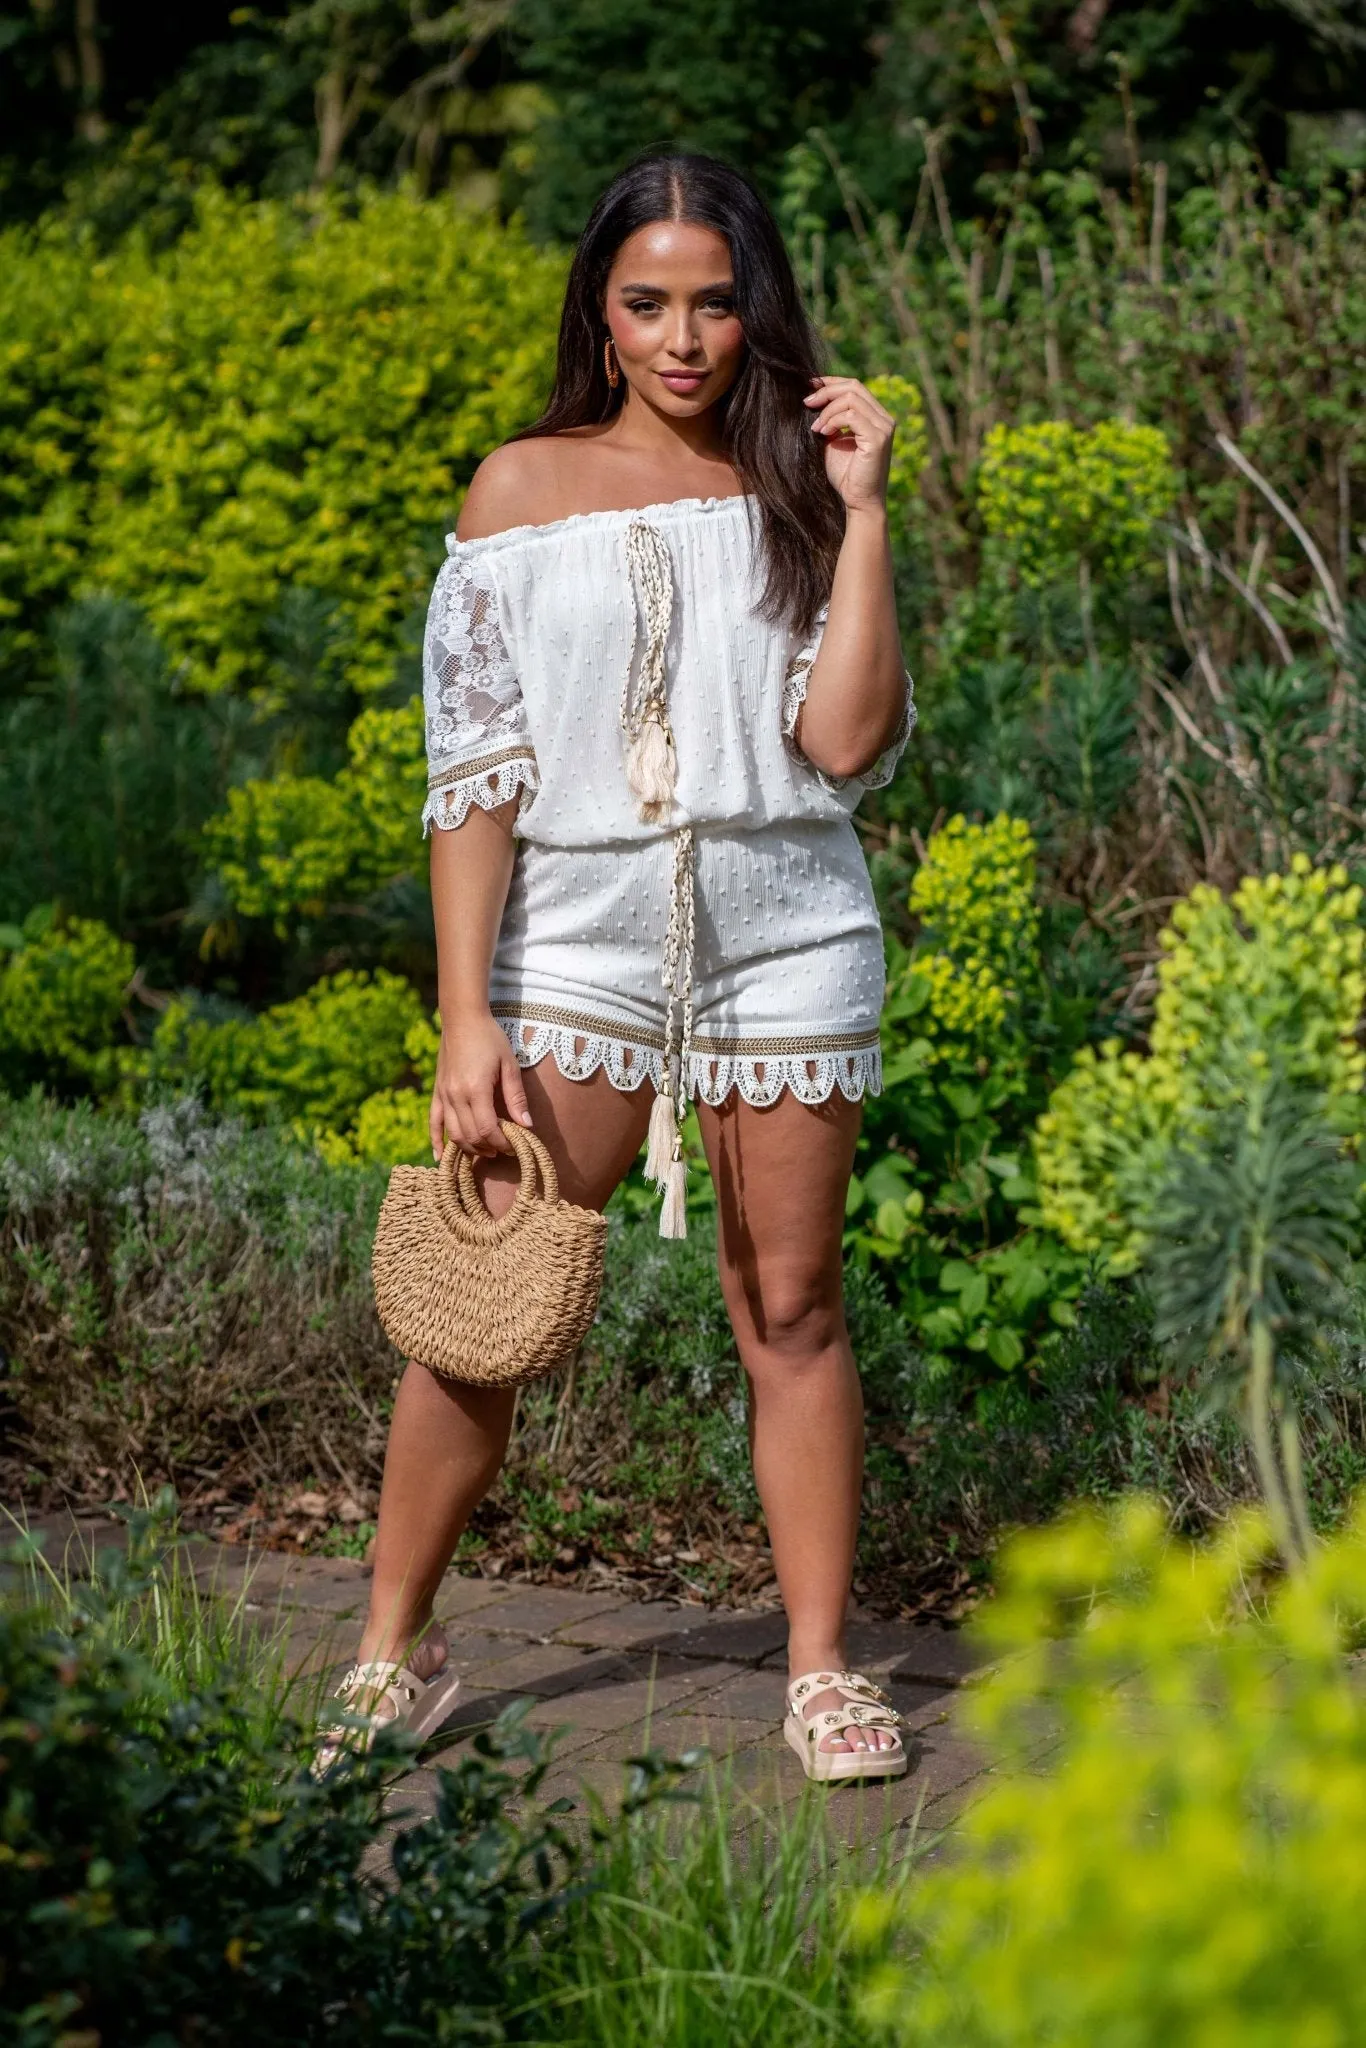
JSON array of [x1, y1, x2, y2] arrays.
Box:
[[421, 491, 913, 1117]]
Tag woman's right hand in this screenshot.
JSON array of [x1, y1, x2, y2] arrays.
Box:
[[429, 1009, 533, 1159]]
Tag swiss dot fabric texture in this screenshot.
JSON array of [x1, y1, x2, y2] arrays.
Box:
[[421, 493, 915, 1108]]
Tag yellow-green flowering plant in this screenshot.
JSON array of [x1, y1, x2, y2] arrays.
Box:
[[854, 816, 1087, 1378], [856, 1493, 1366, 2046], [865, 375, 929, 541], [318, 1013, 440, 1167], [1034, 856, 1366, 1268], [898, 812, 1040, 1066], [978, 418, 1176, 588]]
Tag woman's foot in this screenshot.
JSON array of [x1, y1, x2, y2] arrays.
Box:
[[312, 1618, 458, 1776], [789, 1644, 897, 1756], [784, 1664, 907, 1783]]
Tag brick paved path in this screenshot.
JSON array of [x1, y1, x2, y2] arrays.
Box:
[[14, 1515, 998, 1851]]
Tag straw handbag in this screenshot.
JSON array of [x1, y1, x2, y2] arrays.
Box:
[[372, 1121, 607, 1387]]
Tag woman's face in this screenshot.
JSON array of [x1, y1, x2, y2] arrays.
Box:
[[602, 221, 745, 417]]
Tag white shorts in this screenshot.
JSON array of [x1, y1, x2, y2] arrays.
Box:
[[489, 821, 885, 1109]]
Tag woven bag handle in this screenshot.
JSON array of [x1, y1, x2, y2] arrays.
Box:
[[434, 1123, 558, 1243]]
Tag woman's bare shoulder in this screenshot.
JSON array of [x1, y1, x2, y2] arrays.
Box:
[[456, 441, 561, 542], [457, 428, 632, 541]]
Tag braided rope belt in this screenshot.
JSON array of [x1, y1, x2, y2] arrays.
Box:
[[621, 518, 697, 1238]]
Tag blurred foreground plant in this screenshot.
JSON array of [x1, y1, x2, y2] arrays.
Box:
[[1, 1504, 585, 2046], [857, 1493, 1366, 2046]]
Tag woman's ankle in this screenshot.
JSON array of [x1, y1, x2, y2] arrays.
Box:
[[357, 1612, 447, 1677], [787, 1639, 847, 1679]]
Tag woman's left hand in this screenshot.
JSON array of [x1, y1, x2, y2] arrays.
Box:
[[804, 376, 895, 515]]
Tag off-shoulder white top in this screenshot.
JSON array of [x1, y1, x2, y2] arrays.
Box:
[[421, 493, 912, 843]]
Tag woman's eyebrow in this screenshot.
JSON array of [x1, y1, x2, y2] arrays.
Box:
[[614, 280, 735, 295]]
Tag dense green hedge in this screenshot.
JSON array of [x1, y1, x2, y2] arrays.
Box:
[[0, 188, 563, 701]]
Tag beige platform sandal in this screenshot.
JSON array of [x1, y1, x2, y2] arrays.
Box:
[[784, 1669, 908, 1784], [311, 1657, 462, 1777]]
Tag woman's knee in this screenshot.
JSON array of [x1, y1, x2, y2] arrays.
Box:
[[721, 1256, 845, 1363]]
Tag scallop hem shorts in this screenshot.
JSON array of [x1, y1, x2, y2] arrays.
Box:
[[488, 824, 886, 1111]]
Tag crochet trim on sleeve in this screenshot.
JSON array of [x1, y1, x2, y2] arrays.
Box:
[[781, 622, 916, 795], [422, 750, 539, 834]]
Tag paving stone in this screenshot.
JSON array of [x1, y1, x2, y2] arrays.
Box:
[[816, 1768, 940, 1849], [514, 1657, 731, 1734], [432, 1571, 519, 1620], [424, 1701, 603, 1768], [915, 1771, 993, 1841], [677, 1665, 789, 1723], [642, 1609, 792, 1664], [885, 1624, 988, 1688], [531, 1752, 653, 1812], [454, 1584, 628, 1637], [648, 1709, 777, 1759], [447, 1627, 575, 1677], [552, 1600, 690, 1650], [912, 1732, 988, 1805], [18, 1511, 125, 1559], [458, 1643, 632, 1699], [716, 1740, 807, 1808], [844, 1618, 947, 1671], [269, 1568, 372, 1617]]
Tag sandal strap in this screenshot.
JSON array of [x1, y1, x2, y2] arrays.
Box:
[[787, 1668, 895, 1715], [803, 1703, 902, 1742], [337, 1659, 426, 1717]]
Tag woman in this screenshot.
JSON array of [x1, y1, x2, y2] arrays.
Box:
[[329, 152, 913, 1783]]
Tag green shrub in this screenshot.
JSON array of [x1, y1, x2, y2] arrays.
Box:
[[0, 905, 134, 1094], [202, 773, 360, 931], [1, 1531, 583, 2045], [0, 1093, 394, 1495], [0, 597, 228, 945], [146, 968, 426, 1132], [90, 186, 562, 701], [857, 1494, 1366, 2046], [0, 224, 107, 686], [203, 697, 428, 931], [1034, 856, 1366, 1267], [852, 815, 1087, 1385]]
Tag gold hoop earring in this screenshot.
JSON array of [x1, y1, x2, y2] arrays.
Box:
[[604, 336, 621, 389]]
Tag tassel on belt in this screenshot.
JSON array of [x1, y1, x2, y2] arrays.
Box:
[[621, 518, 695, 1239]]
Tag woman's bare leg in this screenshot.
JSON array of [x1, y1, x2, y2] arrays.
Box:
[[696, 1087, 893, 1756], [356, 1059, 652, 1676]]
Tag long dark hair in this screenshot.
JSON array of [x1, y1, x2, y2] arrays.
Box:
[[513, 152, 843, 638]]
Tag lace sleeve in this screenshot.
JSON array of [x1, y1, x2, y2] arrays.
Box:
[[781, 605, 916, 800], [421, 545, 538, 834]]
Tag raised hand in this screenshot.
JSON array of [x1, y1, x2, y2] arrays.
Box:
[[803, 376, 895, 516]]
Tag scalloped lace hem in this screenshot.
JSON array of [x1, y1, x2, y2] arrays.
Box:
[[422, 756, 539, 834], [690, 1045, 882, 1106], [498, 1015, 882, 1108]]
